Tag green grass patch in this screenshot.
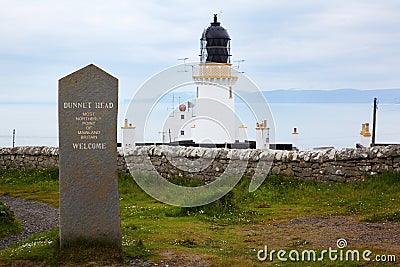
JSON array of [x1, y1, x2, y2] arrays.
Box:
[[0, 168, 399, 266], [362, 210, 400, 223], [0, 168, 59, 207], [0, 222, 21, 239], [0, 228, 58, 265], [244, 172, 400, 218], [0, 228, 151, 266], [0, 168, 59, 185]]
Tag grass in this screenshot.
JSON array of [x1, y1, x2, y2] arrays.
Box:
[[0, 169, 399, 266], [362, 210, 400, 223], [0, 168, 59, 207], [0, 229, 57, 264], [0, 221, 21, 240], [0, 228, 151, 266]]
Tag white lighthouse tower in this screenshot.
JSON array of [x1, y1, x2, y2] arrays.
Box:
[[162, 15, 247, 146], [191, 14, 238, 144]]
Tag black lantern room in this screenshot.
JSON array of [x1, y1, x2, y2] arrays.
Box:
[[200, 14, 231, 63]]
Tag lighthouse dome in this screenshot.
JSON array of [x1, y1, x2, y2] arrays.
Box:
[[200, 14, 231, 63], [201, 19, 230, 40]]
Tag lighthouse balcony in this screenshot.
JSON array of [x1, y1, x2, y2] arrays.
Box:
[[192, 63, 238, 84]]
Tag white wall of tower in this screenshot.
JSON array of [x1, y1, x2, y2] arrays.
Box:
[[194, 83, 236, 143]]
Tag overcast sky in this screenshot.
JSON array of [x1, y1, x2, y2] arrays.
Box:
[[1, 0, 399, 103]]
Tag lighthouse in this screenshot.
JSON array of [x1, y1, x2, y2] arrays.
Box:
[[192, 14, 238, 144], [162, 14, 239, 145], [124, 14, 271, 149]]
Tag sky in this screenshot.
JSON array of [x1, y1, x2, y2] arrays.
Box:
[[0, 0, 399, 104]]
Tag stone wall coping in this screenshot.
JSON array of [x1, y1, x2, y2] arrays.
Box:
[[0, 146, 59, 156], [121, 144, 400, 162], [2, 145, 400, 162]]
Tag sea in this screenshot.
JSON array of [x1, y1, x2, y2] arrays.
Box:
[[0, 102, 399, 151]]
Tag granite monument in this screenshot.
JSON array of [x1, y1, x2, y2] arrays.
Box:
[[58, 64, 122, 247]]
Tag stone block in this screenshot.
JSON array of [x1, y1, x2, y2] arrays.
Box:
[[58, 64, 121, 248]]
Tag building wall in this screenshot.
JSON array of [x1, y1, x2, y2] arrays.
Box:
[[1, 145, 399, 182], [163, 109, 194, 142], [195, 84, 236, 143]]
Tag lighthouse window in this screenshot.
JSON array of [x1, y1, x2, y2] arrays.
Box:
[[181, 115, 185, 120], [180, 130, 185, 135]]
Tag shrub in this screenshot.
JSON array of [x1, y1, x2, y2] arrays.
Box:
[[0, 201, 15, 224]]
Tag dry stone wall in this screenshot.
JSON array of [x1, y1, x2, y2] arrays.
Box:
[[1, 145, 400, 182], [0, 146, 59, 169]]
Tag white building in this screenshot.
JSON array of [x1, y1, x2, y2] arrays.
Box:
[[121, 119, 135, 148], [360, 123, 371, 147], [162, 103, 195, 142], [255, 120, 270, 150]]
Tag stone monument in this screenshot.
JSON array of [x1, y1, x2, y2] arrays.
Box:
[[58, 64, 122, 247]]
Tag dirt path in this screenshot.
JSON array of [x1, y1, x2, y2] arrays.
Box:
[[242, 215, 400, 257]]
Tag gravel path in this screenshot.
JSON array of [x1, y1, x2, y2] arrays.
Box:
[[0, 195, 59, 250]]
